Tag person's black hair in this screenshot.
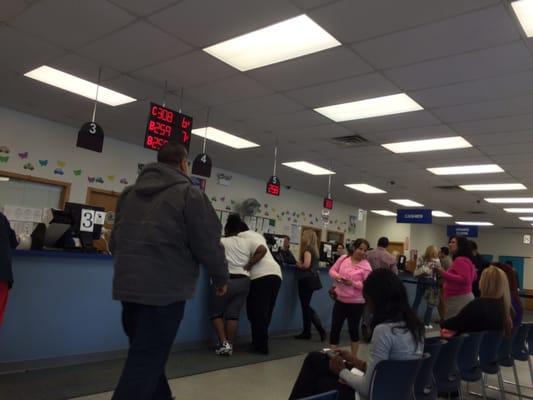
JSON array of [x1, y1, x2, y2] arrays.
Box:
[[468, 240, 478, 251], [353, 238, 370, 250], [224, 213, 242, 237], [450, 235, 474, 261], [362, 269, 424, 344], [377, 236, 389, 248], [240, 222, 249, 232], [440, 246, 449, 256], [157, 141, 188, 166]]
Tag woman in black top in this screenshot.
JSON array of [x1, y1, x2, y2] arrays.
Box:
[[441, 266, 512, 336], [294, 230, 326, 341]]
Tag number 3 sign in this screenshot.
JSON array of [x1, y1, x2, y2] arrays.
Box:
[[80, 209, 96, 232]]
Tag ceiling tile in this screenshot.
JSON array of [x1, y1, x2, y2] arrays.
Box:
[[12, 0, 135, 49], [108, 0, 182, 16], [48, 53, 121, 82], [368, 124, 457, 141], [353, 5, 519, 69], [0, 24, 64, 73], [285, 72, 398, 108], [77, 21, 191, 72], [101, 75, 166, 102], [248, 46, 372, 91], [465, 131, 533, 145], [132, 51, 237, 89], [149, 0, 300, 47], [452, 114, 533, 136], [341, 110, 441, 134], [213, 94, 305, 119], [478, 143, 533, 156], [384, 41, 533, 91], [290, 0, 340, 10], [309, 0, 499, 43], [0, 0, 30, 22]]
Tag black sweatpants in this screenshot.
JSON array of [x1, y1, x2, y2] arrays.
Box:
[[297, 279, 322, 335], [246, 274, 281, 353], [112, 301, 185, 400], [329, 300, 365, 345], [289, 352, 355, 400]]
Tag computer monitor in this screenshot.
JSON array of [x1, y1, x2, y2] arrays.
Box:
[[319, 242, 334, 263], [263, 233, 286, 253], [64, 202, 105, 248]]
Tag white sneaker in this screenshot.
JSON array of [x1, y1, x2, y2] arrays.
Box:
[[425, 324, 434, 330], [215, 341, 233, 356]]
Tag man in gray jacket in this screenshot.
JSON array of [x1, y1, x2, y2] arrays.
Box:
[[110, 141, 228, 400]]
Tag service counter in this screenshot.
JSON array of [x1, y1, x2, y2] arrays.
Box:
[[0, 251, 334, 372]]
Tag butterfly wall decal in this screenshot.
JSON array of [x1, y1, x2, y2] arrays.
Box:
[[0, 156, 8, 163], [88, 177, 95, 183], [18, 152, 28, 159], [73, 169, 82, 176], [38, 160, 48, 167], [57, 161, 66, 167]]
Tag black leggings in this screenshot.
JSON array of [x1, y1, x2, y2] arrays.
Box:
[[297, 279, 323, 335], [289, 352, 355, 400], [329, 301, 364, 345]]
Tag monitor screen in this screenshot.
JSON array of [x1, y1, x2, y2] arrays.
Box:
[[319, 241, 334, 263], [263, 233, 286, 253]]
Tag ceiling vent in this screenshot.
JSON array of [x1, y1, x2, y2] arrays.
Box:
[[331, 134, 371, 147], [433, 185, 461, 190], [467, 211, 487, 215]]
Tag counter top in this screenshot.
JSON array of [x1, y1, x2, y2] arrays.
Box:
[[13, 249, 113, 260]]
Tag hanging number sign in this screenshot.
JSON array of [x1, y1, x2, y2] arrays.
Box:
[[77, 121, 104, 152], [192, 153, 212, 177], [323, 197, 334, 210], [266, 176, 281, 196]]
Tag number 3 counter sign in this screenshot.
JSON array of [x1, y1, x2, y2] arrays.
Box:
[[144, 102, 193, 151]]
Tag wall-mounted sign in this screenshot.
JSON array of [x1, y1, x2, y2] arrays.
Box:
[[191, 153, 212, 177], [397, 209, 432, 224], [523, 234, 531, 245], [446, 225, 479, 238], [144, 102, 192, 151], [323, 197, 333, 210], [190, 176, 207, 192], [266, 175, 280, 196], [77, 121, 104, 152]]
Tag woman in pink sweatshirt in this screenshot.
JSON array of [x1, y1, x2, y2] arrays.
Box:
[[328, 238, 372, 356], [435, 236, 477, 319]]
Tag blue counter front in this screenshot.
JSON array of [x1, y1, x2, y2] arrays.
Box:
[[0, 252, 335, 369]]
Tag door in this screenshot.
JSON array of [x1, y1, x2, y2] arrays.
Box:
[[86, 188, 120, 213], [498, 256, 524, 289]]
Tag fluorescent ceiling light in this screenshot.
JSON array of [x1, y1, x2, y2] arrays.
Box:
[[521, 217, 533, 221], [456, 221, 494, 226], [0, 177, 9, 182], [203, 15, 340, 71], [512, 0, 533, 37], [504, 208, 533, 213], [282, 161, 335, 175], [371, 210, 397, 216], [191, 127, 260, 149], [314, 93, 422, 122], [485, 197, 533, 204], [427, 164, 504, 175], [24, 66, 136, 106], [382, 136, 472, 154], [432, 211, 452, 218], [344, 183, 386, 194], [460, 183, 527, 191], [390, 199, 424, 207]]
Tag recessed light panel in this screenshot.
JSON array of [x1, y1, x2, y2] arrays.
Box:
[[390, 199, 424, 207], [427, 164, 503, 175], [344, 183, 386, 194], [512, 0, 533, 37], [203, 15, 340, 71], [460, 184, 527, 191], [371, 210, 397, 216], [520, 217, 533, 221], [282, 161, 335, 175], [191, 127, 260, 149], [432, 211, 452, 217], [24, 66, 136, 106], [382, 136, 472, 154], [314, 93, 422, 122], [504, 208, 533, 213], [485, 197, 533, 204], [455, 221, 494, 226]]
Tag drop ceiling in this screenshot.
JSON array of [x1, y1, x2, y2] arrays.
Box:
[[2, 0, 533, 228]]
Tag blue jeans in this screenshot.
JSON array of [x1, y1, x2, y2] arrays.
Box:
[[412, 277, 435, 325], [112, 301, 185, 400]]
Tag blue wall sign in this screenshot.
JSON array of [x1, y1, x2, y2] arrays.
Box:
[[396, 209, 432, 224], [446, 225, 479, 238]]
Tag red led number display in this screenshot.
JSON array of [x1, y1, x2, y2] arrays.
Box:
[[323, 198, 333, 210], [144, 103, 193, 151], [266, 176, 281, 196]]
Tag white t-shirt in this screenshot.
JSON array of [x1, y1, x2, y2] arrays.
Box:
[[220, 236, 251, 277], [238, 230, 282, 281]]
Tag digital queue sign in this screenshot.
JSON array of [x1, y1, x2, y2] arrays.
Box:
[[323, 197, 333, 210], [266, 176, 281, 196], [144, 102, 193, 151]]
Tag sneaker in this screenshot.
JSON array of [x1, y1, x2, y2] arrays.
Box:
[[425, 324, 434, 330], [215, 341, 232, 356]]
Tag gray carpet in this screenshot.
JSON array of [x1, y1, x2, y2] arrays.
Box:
[[0, 334, 347, 400]]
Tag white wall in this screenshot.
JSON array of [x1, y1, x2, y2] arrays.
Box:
[[410, 223, 448, 254], [0, 106, 366, 244], [366, 214, 410, 248]]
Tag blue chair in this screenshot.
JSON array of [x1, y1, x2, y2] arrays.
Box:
[[499, 328, 522, 399], [479, 330, 504, 400], [457, 331, 485, 399], [525, 322, 533, 384], [368, 354, 428, 400], [414, 340, 445, 400], [298, 390, 338, 400], [433, 335, 464, 397]]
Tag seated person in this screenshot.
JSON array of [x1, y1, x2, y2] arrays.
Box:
[[333, 243, 346, 262], [441, 266, 513, 337], [278, 235, 296, 265], [288, 269, 424, 400], [492, 262, 522, 329]]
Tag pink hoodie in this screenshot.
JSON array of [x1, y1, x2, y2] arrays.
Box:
[[442, 256, 477, 298], [329, 256, 373, 304]]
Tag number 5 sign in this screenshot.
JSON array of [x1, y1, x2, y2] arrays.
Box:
[[80, 209, 96, 232]]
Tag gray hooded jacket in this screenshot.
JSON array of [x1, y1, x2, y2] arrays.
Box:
[[111, 162, 228, 306]]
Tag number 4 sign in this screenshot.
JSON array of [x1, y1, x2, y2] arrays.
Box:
[[192, 153, 212, 178], [80, 209, 96, 232]]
